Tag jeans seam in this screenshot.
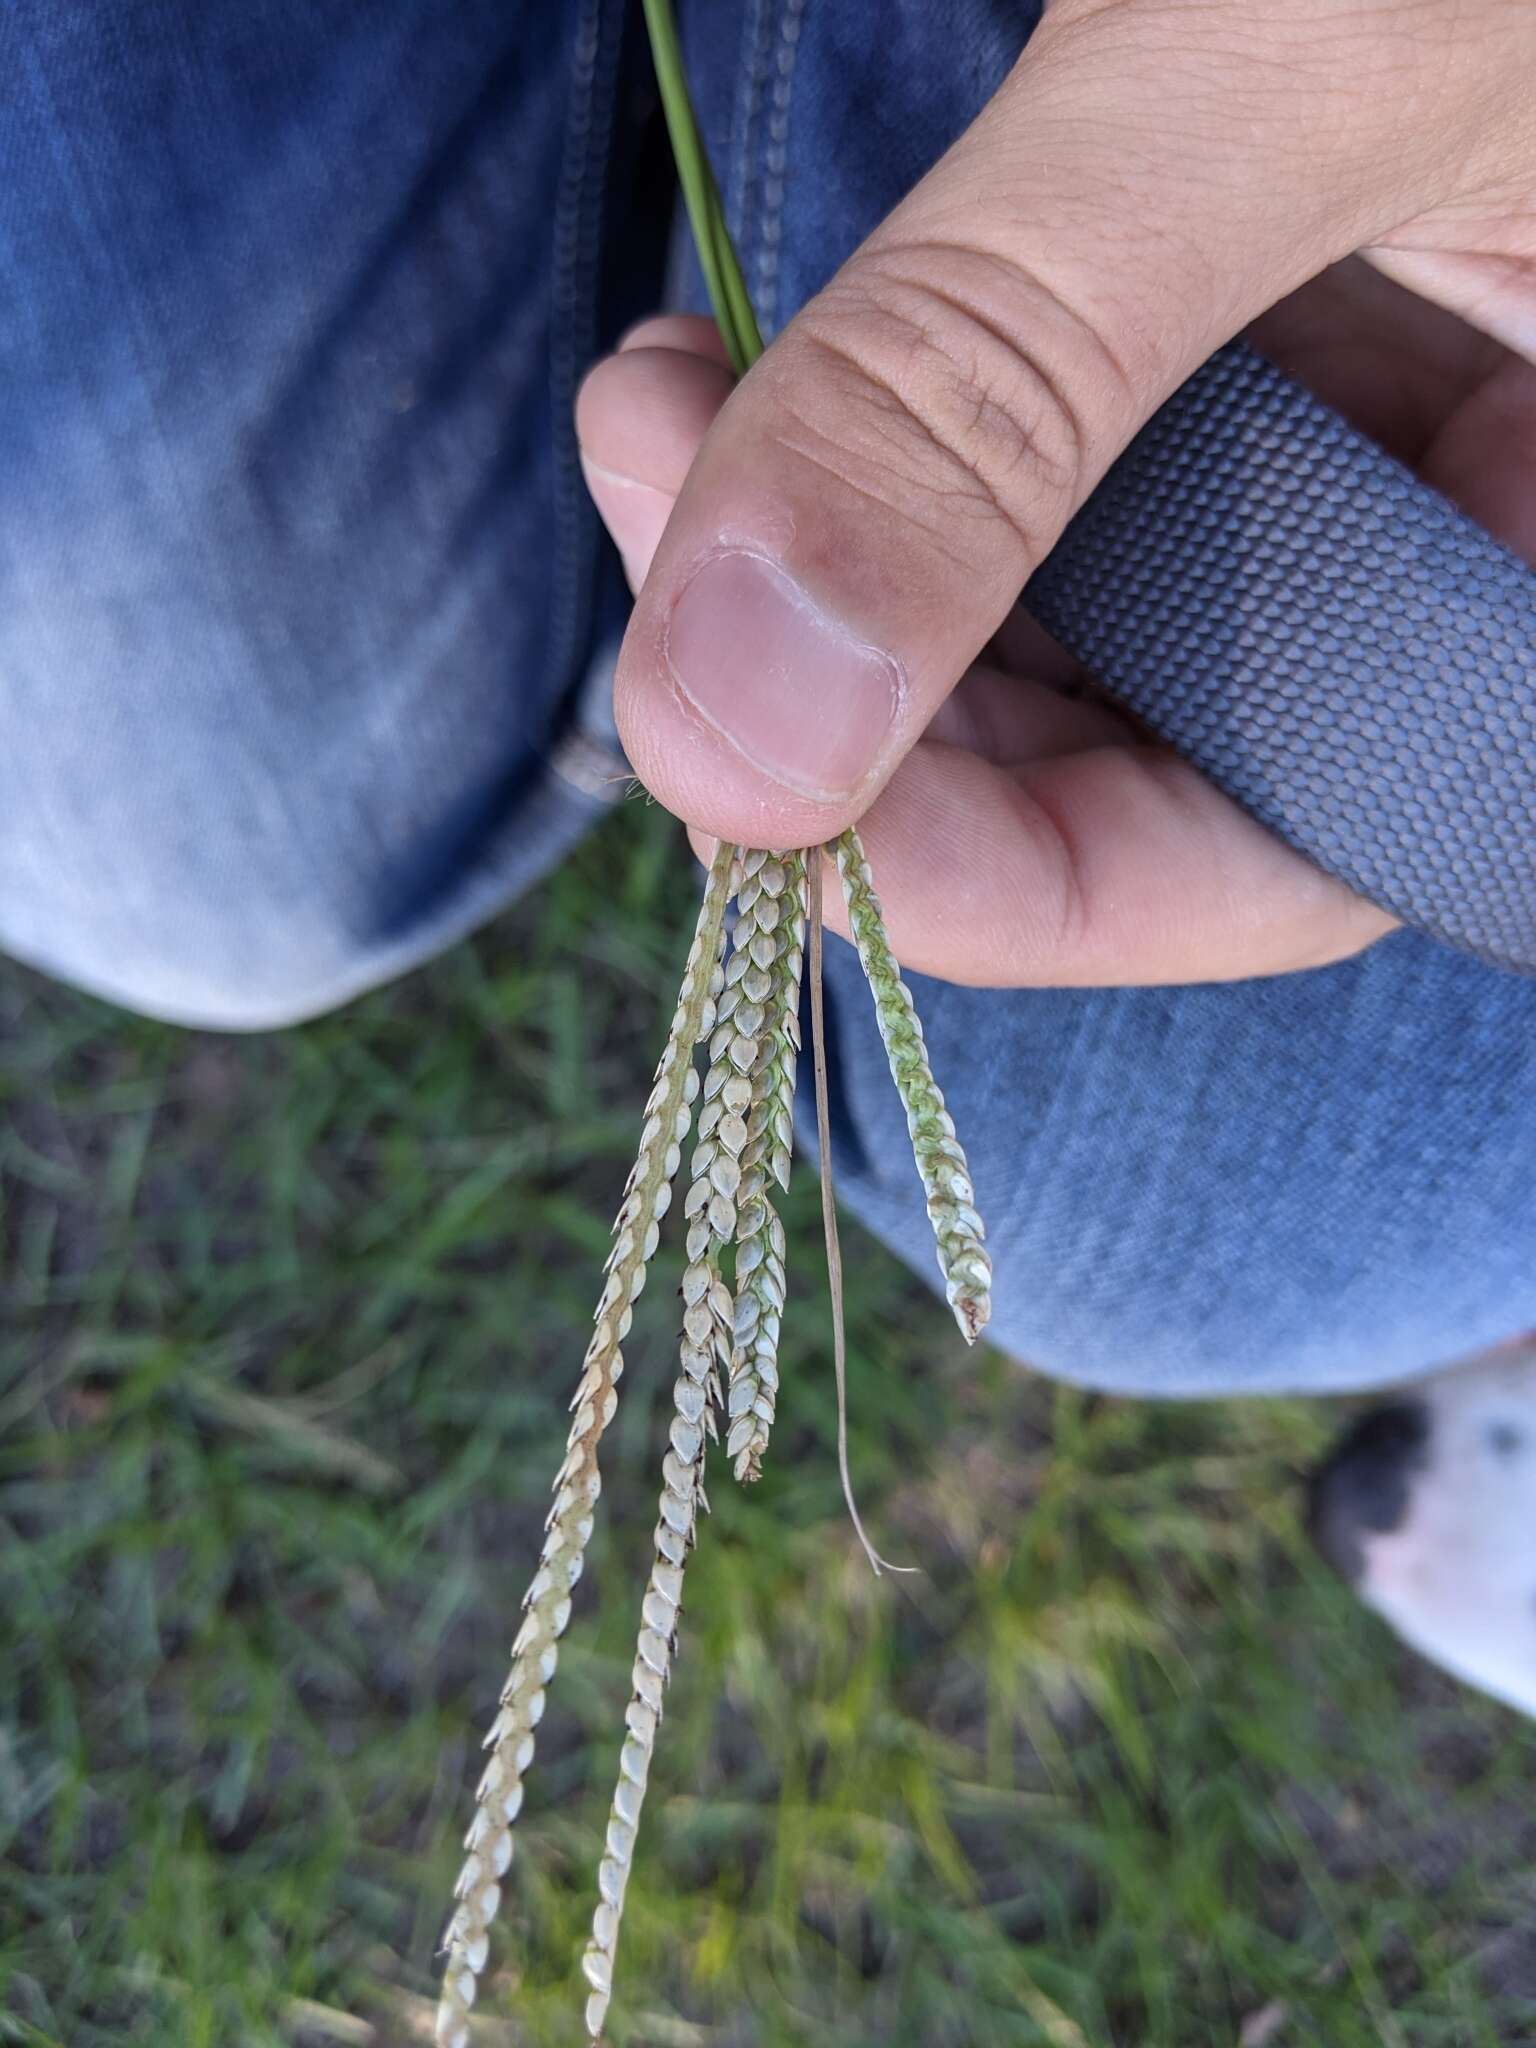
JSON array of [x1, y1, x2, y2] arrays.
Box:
[[545, 0, 627, 773], [752, 0, 808, 338], [722, 0, 775, 299]]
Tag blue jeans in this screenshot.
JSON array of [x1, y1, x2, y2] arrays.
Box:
[[3, 0, 1533, 1395]]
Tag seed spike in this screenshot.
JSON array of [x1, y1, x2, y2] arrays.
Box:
[[727, 850, 806, 1480], [580, 982, 743, 2042], [433, 841, 737, 2048], [833, 829, 993, 1343]]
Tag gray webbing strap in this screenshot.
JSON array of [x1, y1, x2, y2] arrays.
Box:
[[1027, 342, 1536, 972]]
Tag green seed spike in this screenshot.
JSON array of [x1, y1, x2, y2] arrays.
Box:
[[833, 830, 993, 1343]]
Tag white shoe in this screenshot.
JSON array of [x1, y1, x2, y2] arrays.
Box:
[[1309, 1340, 1536, 1717]]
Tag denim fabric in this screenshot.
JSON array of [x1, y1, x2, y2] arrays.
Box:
[[820, 931, 1536, 1395], [2, 1, 1533, 1392], [0, 0, 653, 1026], [678, 0, 1041, 342]]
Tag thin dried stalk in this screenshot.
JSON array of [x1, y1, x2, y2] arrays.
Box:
[[809, 853, 913, 1577], [832, 831, 993, 1344], [727, 851, 806, 1480], [434, 842, 737, 2048], [580, 1015, 748, 2041]]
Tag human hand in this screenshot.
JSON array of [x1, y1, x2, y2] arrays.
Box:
[[578, 0, 1536, 986]]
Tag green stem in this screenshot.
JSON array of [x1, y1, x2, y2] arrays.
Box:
[[641, 0, 765, 375]]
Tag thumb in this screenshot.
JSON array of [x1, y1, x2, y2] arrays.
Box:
[[616, 0, 1460, 846]]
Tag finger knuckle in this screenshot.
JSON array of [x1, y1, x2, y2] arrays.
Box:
[[778, 245, 1122, 574]]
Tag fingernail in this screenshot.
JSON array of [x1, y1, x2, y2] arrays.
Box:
[[664, 550, 902, 801]]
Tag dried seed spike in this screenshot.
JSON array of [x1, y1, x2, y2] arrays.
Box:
[[433, 841, 738, 2048], [581, 1011, 740, 2042], [727, 850, 806, 1481], [832, 829, 993, 1342]]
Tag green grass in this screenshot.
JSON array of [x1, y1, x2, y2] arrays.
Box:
[[2, 802, 1534, 2048]]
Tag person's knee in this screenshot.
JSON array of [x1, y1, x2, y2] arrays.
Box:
[[92, 941, 367, 1035], [0, 624, 423, 1030], [0, 654, 594, 1032], [0, 505, 573, 1033], [4, 864, 384, 1032]]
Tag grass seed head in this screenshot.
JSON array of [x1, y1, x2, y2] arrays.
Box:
[[433, 843, 737, 2048], [580, 986, 743, 2041], [833, 830, 993, 1344]]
